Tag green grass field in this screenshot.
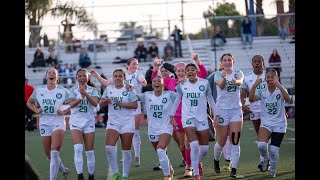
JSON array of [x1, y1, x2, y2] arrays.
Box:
[[25, 119, 295, 180]]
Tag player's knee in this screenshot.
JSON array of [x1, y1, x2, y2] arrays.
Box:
[[258, 142, 268, 151], [231, 132, 241, 145], [270, 132, 285, 147]]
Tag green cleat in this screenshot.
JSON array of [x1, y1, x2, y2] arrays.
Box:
[[112, 172, 121, 180]]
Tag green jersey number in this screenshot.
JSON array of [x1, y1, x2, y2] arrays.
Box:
[[79, 106, 88, 113], [267, 108, 277, 115], [227, 86, 237, 92], [114, 104, 122, 110], [190, 99, 198, 106], [153, 112, 163, 118], [43, 106, 54, 114]]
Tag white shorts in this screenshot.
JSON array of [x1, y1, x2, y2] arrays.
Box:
[[182, 118, 209, 131], [148, 125, 173, 142], [217, 108, 243, 126], [250, 112, 261, 120], [260, 123, 287, 133], [39, 123, 66, 136], [70, 120, 95, 133], [106, 120, 135, 134], [133, 101, 142, 115]]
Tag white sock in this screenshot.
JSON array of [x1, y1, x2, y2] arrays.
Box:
[[269, 145, 280, 173], [74, 144, 83, 174], [85, 150, 95, 175], [258, 142, 269, 161], [105, 145, 119, 173], [189, 140, 200, 175], [132, 130, 141, 157], [58, 158, 66, 174], [214, 143, 223, 161], [230, 144, 240, 169], [50, 150, 61, 180], [157, 148, 170, 176], [122, 150, 132, 178], [199, 145, 209, 162], [223, 136, 231, 160]]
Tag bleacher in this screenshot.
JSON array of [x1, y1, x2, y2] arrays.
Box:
[[25, 36, 295, 90]]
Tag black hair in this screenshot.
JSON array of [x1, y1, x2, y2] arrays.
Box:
[[76, 68, 96, 87], [185, 63, 200, 72]]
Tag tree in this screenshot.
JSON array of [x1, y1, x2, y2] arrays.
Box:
[[202, 2, 241, 38], [25, 0, 97, 47], [255, 0, 265, 36]]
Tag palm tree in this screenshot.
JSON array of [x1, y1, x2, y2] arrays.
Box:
[[25, 0, 97, 47]]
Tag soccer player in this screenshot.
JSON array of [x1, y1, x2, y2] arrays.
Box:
[[68, 69, 100, 180], [26, 68, 70, 180], [213, 53, 244, 178], [138, 75, 177, 180], [249, 69, 291, 178], [91, 58, 147, 167], [170, 63, 218, 180], [100, 69, 138, 180], [241, 55, 269, 170]]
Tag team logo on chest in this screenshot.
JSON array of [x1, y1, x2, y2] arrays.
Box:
[[276, 94, 281, 100], [122, 91, 128, 96], [199, 85, 205, 91], [56, 93, 62, 99], [162, 97, 167, 103]]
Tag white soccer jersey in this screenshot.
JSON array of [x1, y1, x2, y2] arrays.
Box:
[[242, 71, 266, 112], [30, 85, 69, 125], [172, 78, 215, 122], [139, 91, 177, 135], [214, 69, 244, 109], [256, 82, 287, 127], [125, 71, 144, 95], [102, 85, 138, 125], [68, 85, 100, 126]]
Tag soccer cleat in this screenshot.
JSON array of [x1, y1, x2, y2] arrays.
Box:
[[267, 171, 276, 178], [88, 174, 95, 180], [194, 174, 201, 180], [121, 177, 128, 180], [163, 176, 172, 180], [198, 162, 203, 176], [112, 172, 121, 180], [230, 168, 237, 178], [184, 169, 193, 177], [153, 163, 162, 170], [258, 161, 263, 170], [180, 159, 186, 167], [214, 159, 220, 174], [260, 160, 270, 172], [77, 173, 84, 180], [222, 160, 232, 172], [62, 168, 69, 180], [134, 156, 140, 167]]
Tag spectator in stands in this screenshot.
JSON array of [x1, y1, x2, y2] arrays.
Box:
[[61, 18, 76, 53], [148, 42, 159, 60], [249, 69, 291, 178], [46, 46, 58, 67], [25, 78, 35, 131], [68, 68, 99, 180], [241, 15, 253, 49], [268, 48, 282, 83], [163, 42, 174, 61], [211, 25, 227, 48], [26, 68, 70, 180], [31, 48, 46, 68], [171, 25, 183, 58], [61, 63, 75, 89], [279, 24, 287, 40], [134, 42, 148, 62], [79, 47, 91, 68]]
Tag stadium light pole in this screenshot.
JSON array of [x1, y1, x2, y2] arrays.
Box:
[[212, 0, 217, 71]]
